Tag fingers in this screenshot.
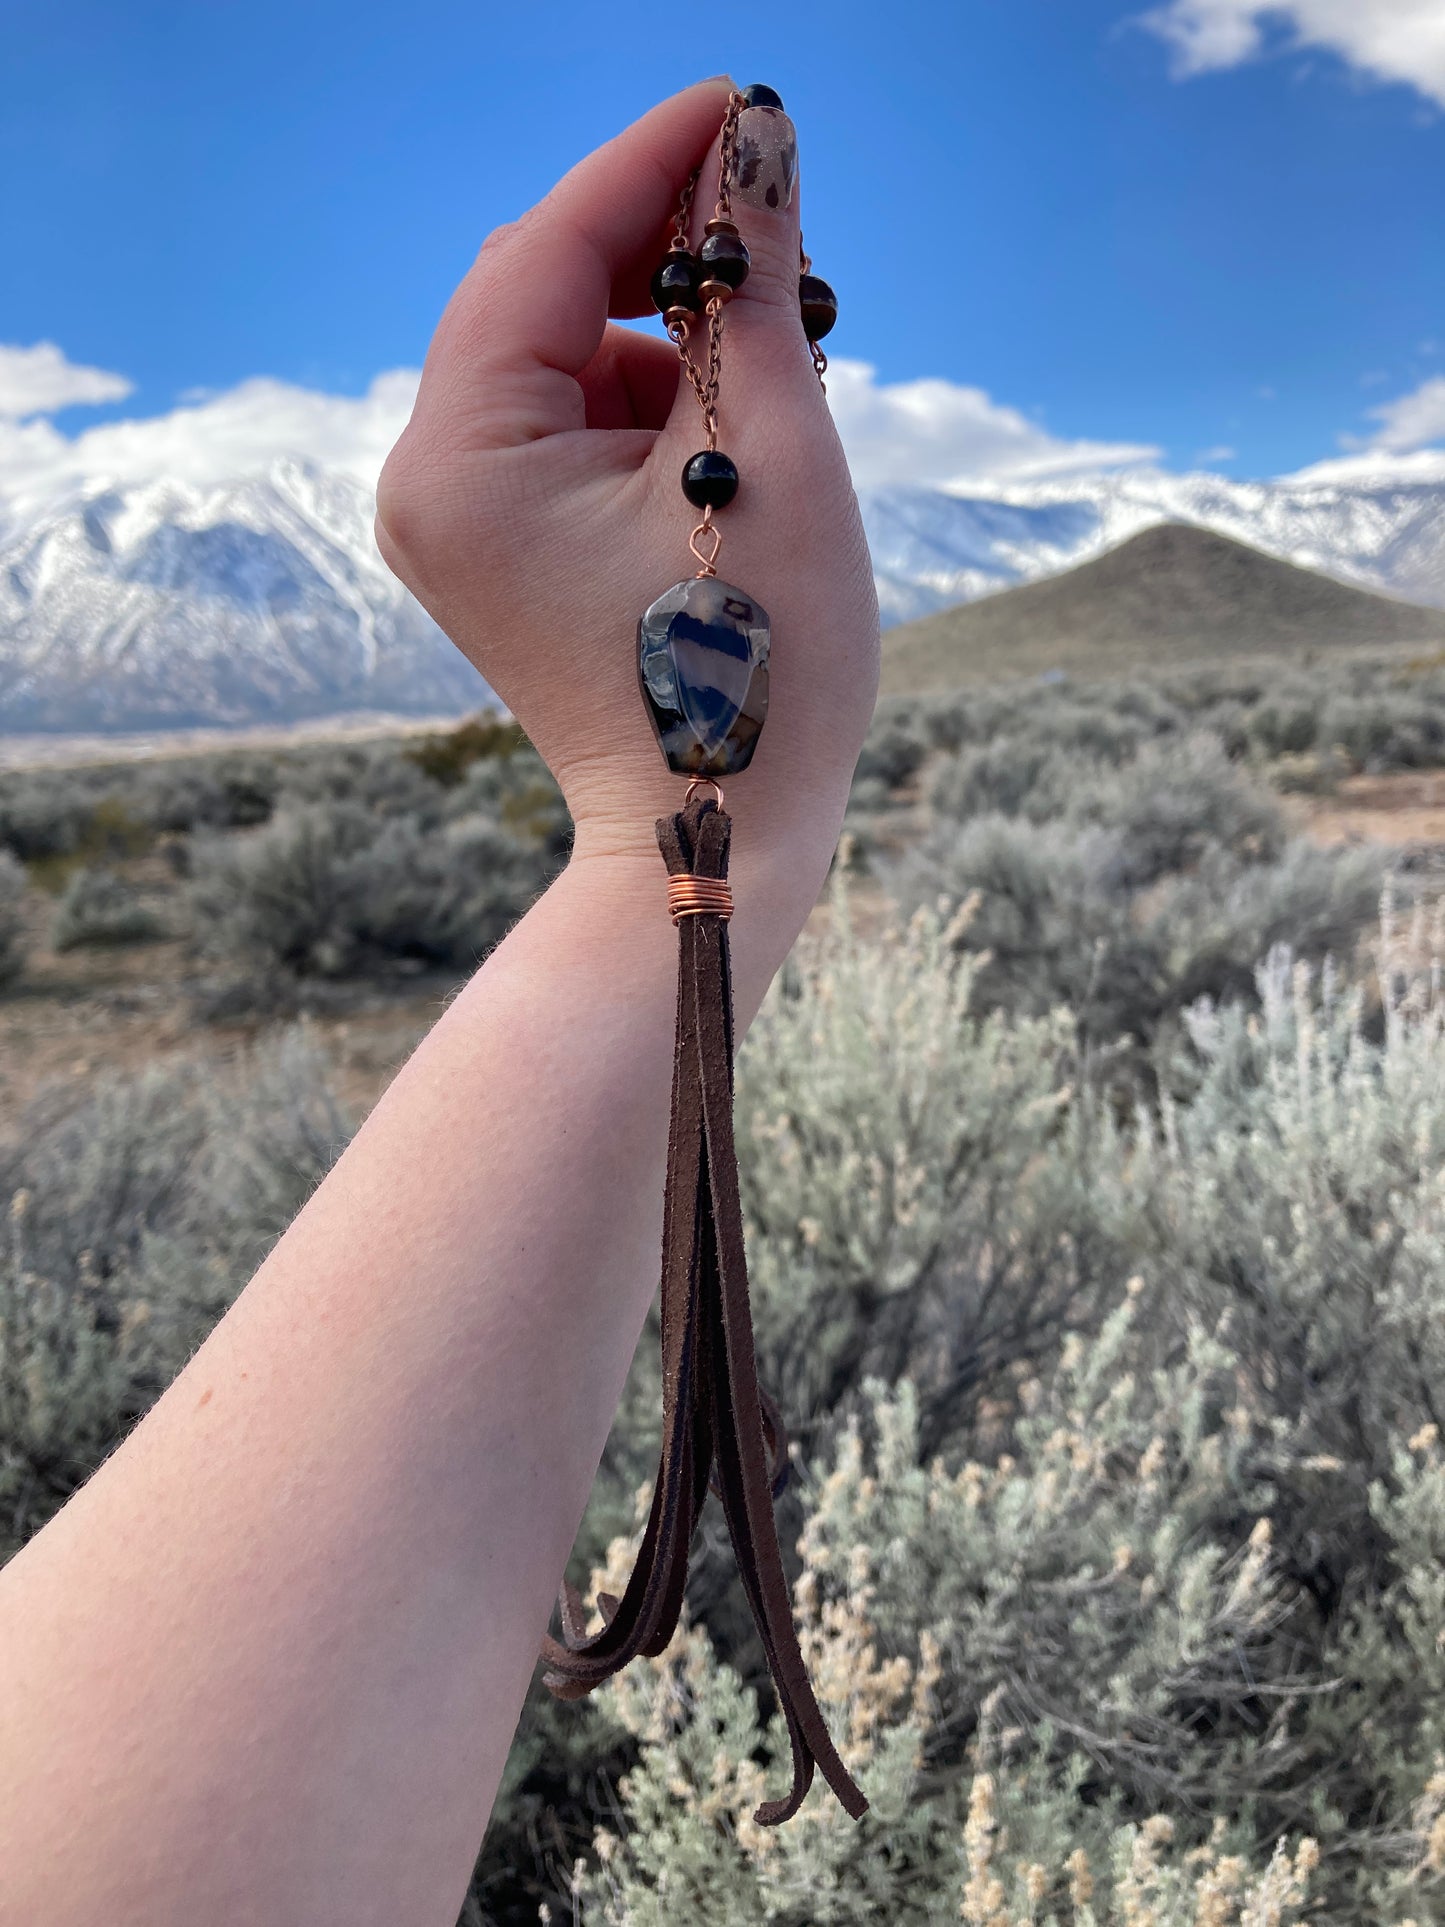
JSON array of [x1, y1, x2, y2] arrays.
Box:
[[659, 93, 816, 453], [411, 78, 733, 453]]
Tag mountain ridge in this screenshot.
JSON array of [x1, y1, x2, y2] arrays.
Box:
[[861, 471, 1445, 625], [6, 458, 1445, 731], [0, 460, 489, 732], [880, 524, 1445, 693]]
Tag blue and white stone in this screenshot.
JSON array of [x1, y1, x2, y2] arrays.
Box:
[[637, 575, 771, 777]]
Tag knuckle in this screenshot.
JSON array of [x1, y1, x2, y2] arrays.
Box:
[[374, 434, 428, 573], [475, 213, 529, 264], [375, 432, 480, 586], [737, 244, 801, 315]]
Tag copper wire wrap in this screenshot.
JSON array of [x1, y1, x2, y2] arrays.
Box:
[[667, 874, 734, 923], [669, 776, 733, 915]]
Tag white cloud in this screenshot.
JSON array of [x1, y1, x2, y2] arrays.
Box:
[[824, 359, 1160, 490], [1288, 372, 1445, 482], [0, 347, 1159, 526], [0, 342, 134, 421], [1360, 374, 1445, 451], [0, 366, 421, 526], [1139, 0, 1445, 107], [1196, 443, 1238, 462]]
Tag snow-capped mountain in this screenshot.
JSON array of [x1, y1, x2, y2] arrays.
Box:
[[4, 457, 1445, 733], [0, 459, 489, 731], [861, 472, 1445, 626]]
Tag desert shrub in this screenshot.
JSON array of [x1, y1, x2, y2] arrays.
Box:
[[0, 1032, 350, 1558], [1, 1188, 173, 1554], [189, 801, 553, 986], [1062, 734, 1284, 883], [1321, 687, 1445, 771], [901, 724, 1385, 1050], [51, 867, 164, 951], [852, 718, 928, 791], [0, 770, 110, 862], [348, 813, 551, 964], [877, 660, 1445, 813], [442, 747, 571, 854], [1131, 937, 1445, 1494], [575, 1360, 1340, 1926], [1154, 839, 1383, 1012], [405, 713, 530, 786], [734, 895, 1113, 1460], [138, 753, 279, 832], [902, 813, 1382, 1048], [0, 851, 27, 988], [927, 735, 1066, 821], [572, 947, 1445, 1920], [1244, 689, 1322, 758], [275, 739, 444, 820], [9, 648, 1445, 1924], [0, 776, 155, 874], [1268, 743, 1351, 794], [517, 925, 1445, 1925]]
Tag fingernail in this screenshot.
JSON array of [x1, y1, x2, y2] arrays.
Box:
[[735, 104, 797, 213]]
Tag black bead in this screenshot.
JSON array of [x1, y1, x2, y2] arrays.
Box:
[[799, 272, 838, 342], [741, 83, 785, 110], [650, 250, 700, 315], [682, 450, 740, 510], [698, 228, 750, 290]]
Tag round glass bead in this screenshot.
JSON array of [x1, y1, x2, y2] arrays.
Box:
[[698, 229, 750, 291], [650, 251, 700, 315], [741, 83, 785, 110], [682, 450, 740, 510], [799, 273, 838, 341]]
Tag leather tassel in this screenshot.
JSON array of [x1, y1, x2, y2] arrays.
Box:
[[540, 793, 868, 1827]]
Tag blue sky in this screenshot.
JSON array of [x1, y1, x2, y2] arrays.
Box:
[[3, 0, 1444, 508]]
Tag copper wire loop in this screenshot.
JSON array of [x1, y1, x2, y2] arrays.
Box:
[[667, 875, 734, 923], [683, 776, 725, 809], [688, 515, 722, 576]]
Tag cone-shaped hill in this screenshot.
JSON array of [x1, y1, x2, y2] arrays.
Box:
[[879, 523, 1445, 694]]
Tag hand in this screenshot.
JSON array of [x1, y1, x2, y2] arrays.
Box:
[[375, 78, 879, 888]]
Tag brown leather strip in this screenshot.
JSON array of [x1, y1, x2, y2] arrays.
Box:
[[685, 870, 868, 1824], [538, 888, 707, 1686], [540, 795, 867, 1827]]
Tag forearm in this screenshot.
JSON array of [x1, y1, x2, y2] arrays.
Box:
[[0, 821, 836, 1927]]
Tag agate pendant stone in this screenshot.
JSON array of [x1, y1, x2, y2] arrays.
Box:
[[638, 576, 770, 777]]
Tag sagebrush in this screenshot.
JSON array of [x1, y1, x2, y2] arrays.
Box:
[[2, 682, 1444, 1924]]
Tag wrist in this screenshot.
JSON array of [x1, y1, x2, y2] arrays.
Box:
[[560, 782, 847, 1024]]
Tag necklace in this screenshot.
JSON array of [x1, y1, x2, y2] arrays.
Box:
[[538, 84, 862, 1829]]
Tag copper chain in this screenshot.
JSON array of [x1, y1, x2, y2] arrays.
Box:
[[669, 167, 699, 254], [664, 92, 827, 573], [715, 96, 741, 223]]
